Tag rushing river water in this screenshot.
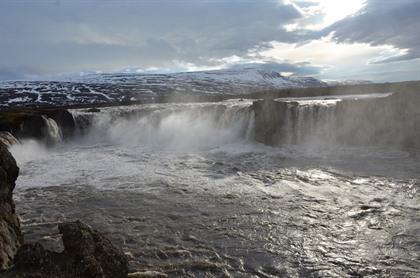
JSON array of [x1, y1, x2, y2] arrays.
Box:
[[9, 99, 420, 277]]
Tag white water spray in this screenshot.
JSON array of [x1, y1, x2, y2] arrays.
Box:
[[71, 101, 255, 150]]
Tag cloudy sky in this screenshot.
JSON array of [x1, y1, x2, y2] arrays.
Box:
[[0, 0, 419, 81]]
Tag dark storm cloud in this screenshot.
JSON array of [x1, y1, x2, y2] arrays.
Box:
[[326, 0, 420, 63], [0, 0, 304, 78]]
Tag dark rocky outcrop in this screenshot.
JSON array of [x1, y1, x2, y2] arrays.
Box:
[[19, 114, 51, 140], [0, 142, 22, 269], [0, 109, 76, 144], [58, 221, 129, 278], [44, 110, 76, 139], [87, 108, 101, 113], [5, 221, 129, 278], [252, 100, 289, 145]]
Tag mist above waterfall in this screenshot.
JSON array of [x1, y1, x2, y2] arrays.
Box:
[[72, 101, 255, 150], [69, 98, 341, 152], [9, 139, 48, 166]]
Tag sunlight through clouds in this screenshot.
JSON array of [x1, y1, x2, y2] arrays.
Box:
[[258, 37, 405, 66], [253, 35, 410, 80], [315, 0, 367, 27], [288, 0, 367, 30]]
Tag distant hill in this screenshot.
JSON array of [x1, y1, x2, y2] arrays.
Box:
[[0, 67, 327, 108], [326, 80, 373, 86]]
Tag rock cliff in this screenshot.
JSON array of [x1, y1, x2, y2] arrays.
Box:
[[0, 109, 75, 145], [5, 221, 129, 278], [0, 142, 22, 269]]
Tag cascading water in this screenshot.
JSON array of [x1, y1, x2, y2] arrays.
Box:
[[70, 100, 255, 149], [283, 99, 339, 145], [69, 98, 342, 149], [67, 94, 400, 149], [41, 116, 63, 144], [253, 93, 409, 149]]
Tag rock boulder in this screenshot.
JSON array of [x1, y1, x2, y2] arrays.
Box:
[[5, 221, 129, 278]]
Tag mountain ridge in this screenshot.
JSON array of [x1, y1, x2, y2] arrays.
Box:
[[0, 67, 328, 108]]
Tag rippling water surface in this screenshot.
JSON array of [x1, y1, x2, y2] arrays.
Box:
[[10, 101, 420, 277]]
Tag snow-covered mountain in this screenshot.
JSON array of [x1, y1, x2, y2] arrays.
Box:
[[73, 67, 324, 87], [0, 67, 327, 108]]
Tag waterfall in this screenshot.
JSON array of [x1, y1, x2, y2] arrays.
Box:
[[69, 99, 340, 148], [250, 98, 341, 146], [41, 116, 63, 143], [283, 100, 338, 145], [71, 113, 94, 135], [245, 111, 255, 141], [69, 101, 255, 149]]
